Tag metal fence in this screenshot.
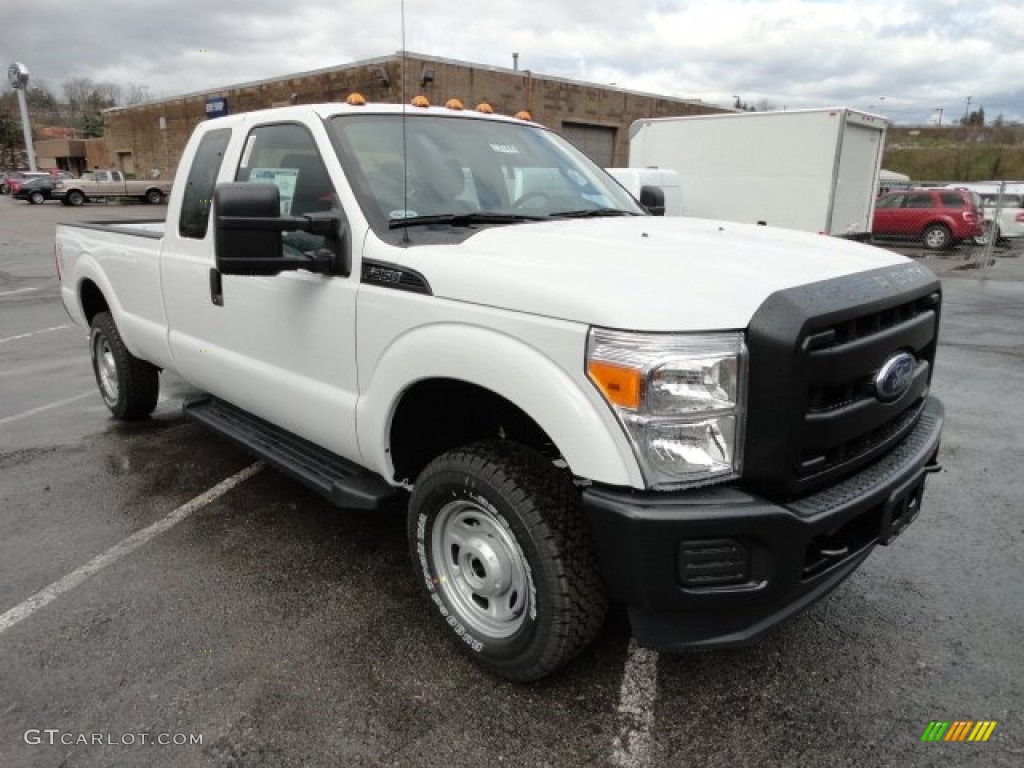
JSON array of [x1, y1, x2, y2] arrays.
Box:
[[872, 180, 1024, 268]]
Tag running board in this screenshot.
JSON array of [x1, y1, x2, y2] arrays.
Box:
[[184, 397, 396, 510]]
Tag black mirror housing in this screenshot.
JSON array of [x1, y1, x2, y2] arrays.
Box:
[[214, 183, 346, 276], [215, 183, 286, 275], [639, 185, 666, 216]]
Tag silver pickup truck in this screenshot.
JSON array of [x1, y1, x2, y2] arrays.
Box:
[[54, 169, 172, 206]]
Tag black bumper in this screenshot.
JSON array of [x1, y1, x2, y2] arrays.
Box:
[[582, 396, 944, 651]]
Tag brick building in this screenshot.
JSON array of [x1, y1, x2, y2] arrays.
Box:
[[102, 51, 729, 179]]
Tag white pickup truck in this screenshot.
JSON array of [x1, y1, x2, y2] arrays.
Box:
[[57, 101, 944, 681], [54, 169, 172, 206]]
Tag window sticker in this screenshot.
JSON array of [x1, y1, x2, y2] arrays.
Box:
[[239, 135, 256, 168], [250, 168, 298, 215], [489, 143, 520, 154]]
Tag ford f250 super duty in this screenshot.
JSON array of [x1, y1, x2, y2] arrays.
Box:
[[56, 99, 944, 681]]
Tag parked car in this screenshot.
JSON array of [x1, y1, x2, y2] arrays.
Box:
[[941, 184, 1024, 245], [1, 171, 50, 195], [872, 187, 983, 249], [54, 169, 171, 206], [13, 176, 61, 204]]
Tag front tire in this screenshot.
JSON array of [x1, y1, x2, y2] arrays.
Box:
[[409, 440, 607, 681], [66, 189, 86, 206], [145, 188, 164, 204], [29, 191, 45, 205], [89, 312, 159, 420]]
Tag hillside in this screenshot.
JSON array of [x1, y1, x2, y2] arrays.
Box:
[[883, 124, 1024, 182]]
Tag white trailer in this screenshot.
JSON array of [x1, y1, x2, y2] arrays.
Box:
[[628, 108, 888, 238]]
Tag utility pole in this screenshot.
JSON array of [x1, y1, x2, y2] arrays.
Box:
[[934, 107, 943, 127], [964, 95, 972, 124], [7, 62, 37, 171]]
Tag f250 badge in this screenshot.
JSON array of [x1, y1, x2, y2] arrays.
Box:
[[875, 352, 916, 401]]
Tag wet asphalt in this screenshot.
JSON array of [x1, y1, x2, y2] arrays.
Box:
[[0, 195, 1021, 767]]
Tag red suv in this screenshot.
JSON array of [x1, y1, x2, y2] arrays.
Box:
[[872, 188, 983, 250]]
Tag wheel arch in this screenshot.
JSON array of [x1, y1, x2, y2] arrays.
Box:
[[358, 325, 640, 488], [80, 278, 111, 327]]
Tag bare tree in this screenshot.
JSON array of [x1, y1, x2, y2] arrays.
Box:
[[122, 83, 151, 106]]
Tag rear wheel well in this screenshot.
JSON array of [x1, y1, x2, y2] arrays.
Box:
[[80, 280, 110, 327], [389, 378, 557, 484]]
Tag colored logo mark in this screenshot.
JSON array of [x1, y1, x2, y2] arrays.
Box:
[[921, 720, 997, 742]]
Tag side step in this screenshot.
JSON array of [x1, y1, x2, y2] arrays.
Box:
[[184, 397, 397, 510]]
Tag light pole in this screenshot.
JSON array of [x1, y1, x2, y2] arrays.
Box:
[[964, 95, 972, 124], [7, 62, 37, 171]]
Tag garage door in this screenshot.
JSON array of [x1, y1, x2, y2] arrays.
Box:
[[560, 122, 616, 166]]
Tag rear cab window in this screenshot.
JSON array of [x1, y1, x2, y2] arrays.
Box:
[[178, 128, 232, 239]]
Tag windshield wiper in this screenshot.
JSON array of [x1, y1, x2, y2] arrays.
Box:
[[389, 212, 546, 229], [549, 208, 640, 219]]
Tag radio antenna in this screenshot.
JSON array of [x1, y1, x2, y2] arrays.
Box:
[[400, 0, 410, 244]]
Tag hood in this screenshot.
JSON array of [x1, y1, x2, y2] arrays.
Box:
[[390, 217, 908, 331]]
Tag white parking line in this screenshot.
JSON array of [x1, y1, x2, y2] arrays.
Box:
[[611, 639, 659, 768], [0, 324, 72, 344], [0, 287, 43, 297], [0, 462, 264, 636], [0, 392, 95, 426]]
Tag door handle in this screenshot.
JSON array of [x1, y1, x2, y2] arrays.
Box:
[[209, 268, 223, 306]]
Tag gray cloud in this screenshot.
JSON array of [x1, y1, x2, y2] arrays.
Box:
[[2, 0, 1021, 123]]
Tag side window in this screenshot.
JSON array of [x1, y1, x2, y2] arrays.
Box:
[[179, 128, 232, 239], [905, 193, 934, 209], [235, 123, 337, 255], [877, 194, 903, 209], [938, 192, 966, 207]]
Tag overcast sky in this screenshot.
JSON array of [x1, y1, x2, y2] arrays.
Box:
[[3, 0, 1022, 124]]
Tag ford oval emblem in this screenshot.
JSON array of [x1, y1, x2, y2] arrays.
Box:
[[875, 352, 916, 402]]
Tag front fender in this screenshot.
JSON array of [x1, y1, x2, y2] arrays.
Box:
[[356, 323, 642, 488]]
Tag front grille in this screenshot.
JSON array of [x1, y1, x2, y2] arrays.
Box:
[[744, 264, 942, 500]]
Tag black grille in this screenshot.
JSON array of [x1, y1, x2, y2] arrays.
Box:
[[744, 263, 942, 500]]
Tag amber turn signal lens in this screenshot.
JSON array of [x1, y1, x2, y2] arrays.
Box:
[[587, 361, 642, 410]]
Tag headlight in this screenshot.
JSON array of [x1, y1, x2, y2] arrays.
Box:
[[586, 328, 747, 489]]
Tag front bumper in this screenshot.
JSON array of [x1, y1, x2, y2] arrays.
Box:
[[582, 396, 943, 651]]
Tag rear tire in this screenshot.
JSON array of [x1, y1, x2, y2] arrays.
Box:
[[409, 440, 607, 681], [89, 312, 159, 420], [922, 223, 952, 250]]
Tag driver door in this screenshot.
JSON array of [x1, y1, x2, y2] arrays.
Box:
[[163, 119, 361, 461]]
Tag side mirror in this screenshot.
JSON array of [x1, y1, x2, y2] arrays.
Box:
[[214, 182, 347, 276], [215, 183, 283, 275], [639, 185, 666, 216]]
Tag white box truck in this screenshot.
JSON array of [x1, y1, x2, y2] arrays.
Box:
[[628, 108, 888, 238]]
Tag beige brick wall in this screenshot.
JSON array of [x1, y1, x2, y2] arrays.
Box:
[[104, 53, 728, 179]]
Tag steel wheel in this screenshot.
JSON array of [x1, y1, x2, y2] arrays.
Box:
[[431, 498, 531, 639], [409, 440, 607, 681], [29, 191, 45, 205], [88, 312, 159, 420], [922, 224, 952, 250], [93, 334, 120, 406]]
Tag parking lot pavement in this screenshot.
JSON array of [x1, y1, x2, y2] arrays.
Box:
[[1, 194, 1022, 767]]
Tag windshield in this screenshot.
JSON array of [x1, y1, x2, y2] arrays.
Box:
[[328, 113, 644, 239]]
